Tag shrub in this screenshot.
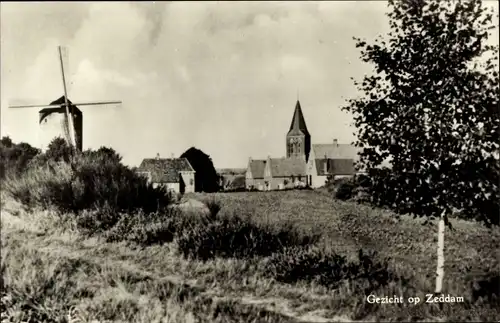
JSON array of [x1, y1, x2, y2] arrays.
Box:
[[335, 180, 357, 201], [470, 272, 500, 306], [203, 198, 221, 221], [176, 212, 320, 261], [5, 149, 172, 215], [265, 247, 403, 294], [0, 137, 40, 179], [104, 210, 179, 246]]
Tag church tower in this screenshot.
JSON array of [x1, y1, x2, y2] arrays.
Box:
[[286, 100, 311, 161]]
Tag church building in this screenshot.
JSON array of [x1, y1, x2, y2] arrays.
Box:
[[245, 99, 360, 190]]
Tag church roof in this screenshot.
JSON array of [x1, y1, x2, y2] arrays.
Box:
[[268, 157, 307, 177], [248, 159, 266, 179], [137, 158, 194, 183], [312, 143, 361, 160], [314, 158, 355, 176], [287, 100, 310, 137]]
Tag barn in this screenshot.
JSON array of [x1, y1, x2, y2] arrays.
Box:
[[137, 156, 196, 194]]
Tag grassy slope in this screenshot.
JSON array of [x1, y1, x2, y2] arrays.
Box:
[[2, 190, 499, 322]]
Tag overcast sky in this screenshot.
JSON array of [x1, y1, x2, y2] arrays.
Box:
[[1, 1, 498, 168]]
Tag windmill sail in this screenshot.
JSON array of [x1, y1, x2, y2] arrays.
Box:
[[58, 46, 77, 148], [8, 45, 122, 153]]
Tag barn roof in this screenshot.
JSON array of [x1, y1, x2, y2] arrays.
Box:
[[269, 157, 306, 177], [287, 100, 310, 137], [138, 158, 194, 183], [248, 159, 266, 179], [314, 158, 355, 176], [312, 143, 361, 160]]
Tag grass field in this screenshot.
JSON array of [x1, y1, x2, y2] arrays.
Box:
[[2, 189, 499, 322]]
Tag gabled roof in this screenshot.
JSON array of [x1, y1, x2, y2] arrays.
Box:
[[287, 100, 310, 137], [312, 143, 361, 160], [137, 158, 195, 183], [248, 159, 266, 179], [314, 158, 355, 176], [268, 157, 306, 177]]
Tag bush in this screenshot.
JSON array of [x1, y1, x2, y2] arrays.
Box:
[[265, 247, 403, 294], [176, 212, 320, 261], [104, 210, 179, 246], [203, 198, 221, 221], [335, 180, 357, 200], [0, 137, 40, 179], [5, 149, 172, 215]]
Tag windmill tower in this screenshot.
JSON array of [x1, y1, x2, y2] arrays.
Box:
[[8, 46, 122, 152]]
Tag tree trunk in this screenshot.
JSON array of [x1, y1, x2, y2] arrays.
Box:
[[435, 213, 445, 293]]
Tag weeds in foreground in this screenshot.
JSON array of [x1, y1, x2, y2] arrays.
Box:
[[176, 211, 320, 261], [265, 246, 407, 294]]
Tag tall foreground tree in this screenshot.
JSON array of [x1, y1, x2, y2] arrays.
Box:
[[343, 0, 499, 293], [180, 147, 220, 193]]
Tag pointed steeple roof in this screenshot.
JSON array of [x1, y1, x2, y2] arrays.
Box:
[[287, 100, 309, 136]]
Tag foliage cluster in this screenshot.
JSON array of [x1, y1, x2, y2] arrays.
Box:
[[5, 137, 172, 216], [343, 0, 499, 225]]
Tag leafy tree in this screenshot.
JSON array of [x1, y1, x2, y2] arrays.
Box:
[[343, 0, 499, 293], [83, 146, 123, 163], [180, 147, 220, 192], [45, 137, 75, 163], [1, 136, 13, 148], [0, 136, 40, 177]]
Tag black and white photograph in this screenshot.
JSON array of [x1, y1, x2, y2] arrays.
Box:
[[1, 1, 499, 322]]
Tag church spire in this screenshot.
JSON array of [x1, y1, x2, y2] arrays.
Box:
[[287, 100, 310, 136]]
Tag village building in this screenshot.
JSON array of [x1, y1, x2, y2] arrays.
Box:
[[306, 141, 361, 188], [246, 98, 362, 190], [245, 159, 267, 190], [263, 156, 307, 190], [137, 155, 196, 194]]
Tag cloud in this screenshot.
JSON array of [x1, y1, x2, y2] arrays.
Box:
[[2, 2, 497, 168]]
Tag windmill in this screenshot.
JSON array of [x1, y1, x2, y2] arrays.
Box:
[[8, 46, 122, 151]]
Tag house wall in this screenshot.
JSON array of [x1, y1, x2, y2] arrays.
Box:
[[311, 175, 328, 188], [180, 171, 195, 193], [306, 157, 324, 188], [246, 178, 266, 190], [153, 182, 180, 193], [262, 176, 306, 191]]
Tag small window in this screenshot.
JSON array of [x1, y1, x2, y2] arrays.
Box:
[[190, 179, 194, 186]]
